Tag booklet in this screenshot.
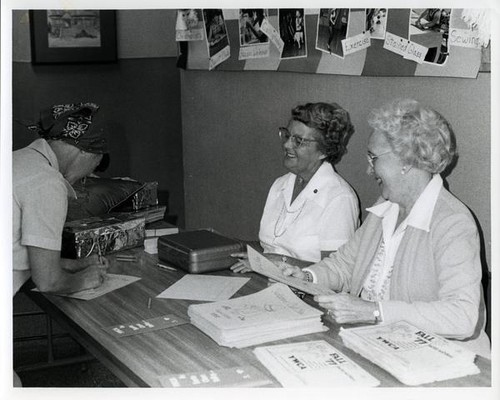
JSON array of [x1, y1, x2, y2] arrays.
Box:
[[246, 245, 334, 295], [188, 283, 327, 348], [254, 340, 380, 387], [339, 320, 480, 386]]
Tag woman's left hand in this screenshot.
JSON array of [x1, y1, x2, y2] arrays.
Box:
[[314, 293, 377, 324]]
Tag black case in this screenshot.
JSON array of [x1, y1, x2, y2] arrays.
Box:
[[157, 230, 243, 273]]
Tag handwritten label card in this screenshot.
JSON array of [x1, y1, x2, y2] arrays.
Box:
[[383, 32, 427, 64], [103, 314, 188, 338], [239, 44, 270, 60], [342, 32, 371, 56], [449, 28, 483, 49], [159, 365, 273, 388], [260, 18, 284, 53]]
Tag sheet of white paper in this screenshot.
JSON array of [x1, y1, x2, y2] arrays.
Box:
[[157, 275, 250, 302], [33, 274, 141, 300], [247, 246, 334, 296]]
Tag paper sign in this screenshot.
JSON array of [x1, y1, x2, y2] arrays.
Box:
[[449, 28, 483, 49], [342, 32, 371, 56], [104, 314, 188, 338], [246, 246, 334, 296], [260, 18, 284, 53], [157, 274, 250, 301], [403, 41, 428, 64], [33, 274, 141, 300], [384, 32, 426, 64], [239, 44, 270, 60], [160, 365, 273, 388], [209, 45, 230, 70]]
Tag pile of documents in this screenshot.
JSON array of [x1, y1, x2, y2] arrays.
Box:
[[188, 283, 327, 348], [339, 320, 480, 386], [254, 340, 380, 387]]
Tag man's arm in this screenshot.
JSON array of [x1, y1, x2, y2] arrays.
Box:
[[28, 246, 107, 294]]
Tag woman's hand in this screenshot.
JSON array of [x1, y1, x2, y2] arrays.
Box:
[[230, 252, 252, 273], [314, 293, 378, 324]]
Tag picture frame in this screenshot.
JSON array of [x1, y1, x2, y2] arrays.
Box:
[[29, 10, 117, 64]]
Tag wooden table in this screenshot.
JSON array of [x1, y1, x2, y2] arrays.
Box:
[[26, 247, 491, 388]]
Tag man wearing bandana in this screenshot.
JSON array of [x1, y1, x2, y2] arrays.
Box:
[[13, 103, 111, 298]]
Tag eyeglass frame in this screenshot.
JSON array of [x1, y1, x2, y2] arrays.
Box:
[[366, 150, 392, 168], [278, 127, 319, 148]]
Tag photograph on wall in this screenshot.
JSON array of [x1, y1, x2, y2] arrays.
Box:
[[203, 9, 230, 70], [365, 8, 387, 39], [175, 9, 204, 41], [278, 9, 307, 59], [315, 8, 350, 58], [47, 10, 102, 48], [409, 8, 451, 65], [238, 9, 270, 60], [30, 10, 116, 64]]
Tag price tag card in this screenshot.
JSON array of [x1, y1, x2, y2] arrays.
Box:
[[103, 314, 188, 338], [159, 365, 273, 388]]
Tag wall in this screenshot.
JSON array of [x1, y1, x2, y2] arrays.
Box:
[[11, 9, 185, 225], [181, 70, 491, 270]]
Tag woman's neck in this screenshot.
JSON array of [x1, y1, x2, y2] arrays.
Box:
[[396, 171, 433, 224]]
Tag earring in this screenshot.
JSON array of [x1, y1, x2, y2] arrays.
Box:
[[401, 168, 406, 175]]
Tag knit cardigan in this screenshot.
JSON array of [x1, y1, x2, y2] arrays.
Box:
[[309, 187, 490, 358]]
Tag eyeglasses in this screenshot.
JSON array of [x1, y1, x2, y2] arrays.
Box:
[[366, 151, 391, 167], [278, 127, 318, 148]]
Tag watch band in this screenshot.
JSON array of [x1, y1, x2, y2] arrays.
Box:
[[373, 302, 381, 324]]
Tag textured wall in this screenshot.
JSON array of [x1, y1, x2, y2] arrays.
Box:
[[181, 70, 491, 270]]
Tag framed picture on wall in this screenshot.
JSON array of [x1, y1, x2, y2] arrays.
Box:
[[29, 10, 117, 64]]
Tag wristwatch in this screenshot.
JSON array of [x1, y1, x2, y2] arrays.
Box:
[[303, 270, 313, 282], [373, 302, 381, 324]]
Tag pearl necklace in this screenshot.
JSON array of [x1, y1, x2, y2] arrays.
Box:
[[273, 201, 306, 238]]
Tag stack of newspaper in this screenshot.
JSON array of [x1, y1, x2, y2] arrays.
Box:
[[188, 283, 327, 348], [339, 320, 480, 386], [254, 340, 380, 387]]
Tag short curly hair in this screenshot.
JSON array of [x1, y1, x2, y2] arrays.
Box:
[[291, 102, 354, 165], [367, 99, 456, 174]]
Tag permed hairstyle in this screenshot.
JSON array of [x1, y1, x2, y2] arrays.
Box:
[[367, 99, 456, 174], [291, 102, 355, 165]]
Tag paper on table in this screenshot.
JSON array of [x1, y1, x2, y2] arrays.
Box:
[[246, 246, 335, 296], [33, 274, 141, 300], [157, 275, 250, 302]]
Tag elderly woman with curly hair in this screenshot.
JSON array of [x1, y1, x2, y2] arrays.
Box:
[[282, 99, 490, 358], [232, 102, 359, 270]]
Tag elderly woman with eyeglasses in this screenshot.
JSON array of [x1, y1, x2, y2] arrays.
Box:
[[281, 99, 490, 358], [231, 102, 359, 271]]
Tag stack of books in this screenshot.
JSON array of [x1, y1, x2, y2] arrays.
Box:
[[188, 283, 328, 348], [143, 221, 179, 254], [254, 340, 380, 387], [339, 320, 480, 386]]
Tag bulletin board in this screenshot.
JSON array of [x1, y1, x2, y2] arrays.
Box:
[[178, 8, 488, 78]]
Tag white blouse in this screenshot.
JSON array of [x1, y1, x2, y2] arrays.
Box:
[[259, 162, 359, 262], [361, 174, 443, 302]]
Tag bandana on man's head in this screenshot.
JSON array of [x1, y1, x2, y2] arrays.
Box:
[[28, 102, 108, 154]]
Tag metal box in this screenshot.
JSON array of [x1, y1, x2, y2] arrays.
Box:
[[158, 230, 243, 273]]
